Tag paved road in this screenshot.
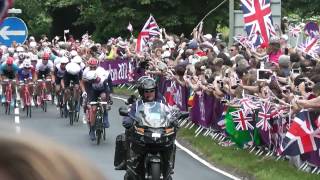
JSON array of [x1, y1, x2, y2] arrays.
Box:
[[0, 98, 231, 180]]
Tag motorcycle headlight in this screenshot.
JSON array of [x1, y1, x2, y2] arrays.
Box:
[[135, 126, 145, 135], [165, 127, 174, 135]]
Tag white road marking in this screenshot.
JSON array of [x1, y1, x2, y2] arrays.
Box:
[[112, 95, 240, 179], [82, 116, 87, 124], [111, 95, 127, 102], [14, 107, 20, 124], [175, 141, 240, 180], [15, 125, 21, 134]]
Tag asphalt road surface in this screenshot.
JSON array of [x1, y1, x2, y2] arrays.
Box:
[[0, 98, 231, 180]]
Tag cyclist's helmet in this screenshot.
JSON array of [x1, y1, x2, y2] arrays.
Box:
[[87, 58, 98, 66], [60, 56, 69, 64], [23, 59, 32, 68], [66, 62, 81, 75], [71, 55, 82, 64], [6, 57, 14, 65], [42, 52, 50, 60]]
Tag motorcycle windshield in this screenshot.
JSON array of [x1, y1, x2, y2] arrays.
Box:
[[135, 102, 170, 128]]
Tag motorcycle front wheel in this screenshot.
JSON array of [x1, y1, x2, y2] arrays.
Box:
[[150, 163, 161, 180]]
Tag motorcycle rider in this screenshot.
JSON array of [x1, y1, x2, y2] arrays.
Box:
[[118, 77, 176, 179]]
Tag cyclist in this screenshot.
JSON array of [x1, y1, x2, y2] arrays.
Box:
[[61, 62, 83, 111], [82, 68, 113, 141], [52, 56, 69, 104], [35, 52, 54, 103], [17, 59, 34, 108], [0, 57, 19, 103]]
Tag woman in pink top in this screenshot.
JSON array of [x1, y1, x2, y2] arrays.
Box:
[[267, 40, 283, 64]]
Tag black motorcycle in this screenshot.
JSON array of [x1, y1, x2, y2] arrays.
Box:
[[117, 101, 188, 180]]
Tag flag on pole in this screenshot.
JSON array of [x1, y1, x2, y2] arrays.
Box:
[[240, 0, 276, 44], [136, 15, 161, 53], [297, 36, 320, 58], [0, 0, 14, 22], [225, 107, 252, 148], [127, 22, 133, 32], [280, 110, 320, 156]]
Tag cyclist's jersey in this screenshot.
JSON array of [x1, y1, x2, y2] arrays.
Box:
[[63, 71, 83, 87], [91, 76, 109, 91], [0, 63, 19, 79], [18, 68, 33, 81], [36, 61, 54, 72], [54, 63, 66, 79]]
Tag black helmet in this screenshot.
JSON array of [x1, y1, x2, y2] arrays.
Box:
[[137, 76, 156, 97]]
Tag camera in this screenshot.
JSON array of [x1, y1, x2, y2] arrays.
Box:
[[257, 69, 272, 81]]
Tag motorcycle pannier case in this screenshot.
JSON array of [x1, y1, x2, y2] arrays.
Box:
[[114, 133, 126, 167]]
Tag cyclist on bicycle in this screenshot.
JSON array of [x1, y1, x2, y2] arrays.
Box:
[[35, 52, 54, 102], [61, 62, 83, 110], [0, 57, 19, 103], [17, 59, 34, 108], [82, 68, 113, 141], [52, 56, 69, 104]]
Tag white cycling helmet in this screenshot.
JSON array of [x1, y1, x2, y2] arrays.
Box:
[[8, 47, 15, 54], [71, 55, 82, 64], [31, 54, 38, 61], [83, 70, 97, 81], [70, 50, 78, 57], [16, 46, 25, 52], [66, 62, 81, 75], [60, 56, 69, 64], [23, 59, 32, 68], [29, 41, 37, 48]]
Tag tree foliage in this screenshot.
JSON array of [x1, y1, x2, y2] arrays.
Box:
[[13, 0, 316, 42], [14, 0, 230, 41]]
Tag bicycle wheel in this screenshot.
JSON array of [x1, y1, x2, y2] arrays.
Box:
[[96, 129, 102, 145], [103, 127, 106, 140], [69, 111, 74, 125], [42, 100, 47, 112], [5, 102, 10, 115]]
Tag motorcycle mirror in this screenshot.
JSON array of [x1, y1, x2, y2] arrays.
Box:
[[119, 106, 129, 116]]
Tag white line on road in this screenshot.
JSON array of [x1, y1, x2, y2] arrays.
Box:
[[82, 116, 87, 124], [15, 126, 21, 134], [111, 95, 127, 102], [175, 141, 240, 180], [112, 95, 240, 180], [14, 107, 20, 124]]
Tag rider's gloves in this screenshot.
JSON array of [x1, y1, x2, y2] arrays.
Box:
[[82, 92, 87, 98]]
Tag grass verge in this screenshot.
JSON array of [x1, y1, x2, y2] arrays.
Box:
[[178, 126, 319, 180], [113, 86, 137, 96]]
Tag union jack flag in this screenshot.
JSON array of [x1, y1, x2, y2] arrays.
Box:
[[297, 36, 320, 59], [233, 34, 254, 50], [239, 97, 259, 115], [231, 109, 254, 131], [136, 15, 161, 53], [288, 25, 301, 37], [280, 110, 320, 156], [257, 101, 277, 131], [241, 0, 276, 44]]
